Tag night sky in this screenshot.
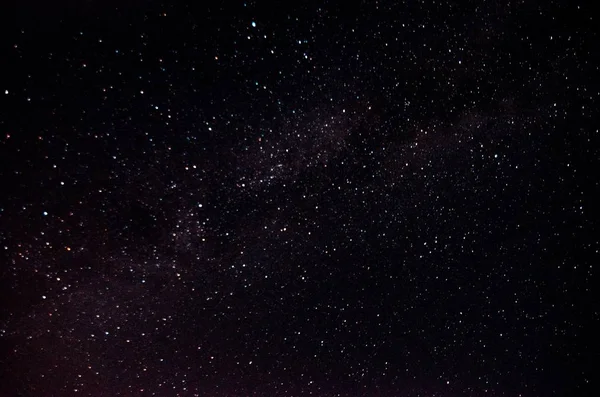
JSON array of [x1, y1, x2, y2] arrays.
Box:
[[0, 1, 597, 396]]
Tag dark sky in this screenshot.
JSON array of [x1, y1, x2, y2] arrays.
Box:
[[0, 1, 596, 396]]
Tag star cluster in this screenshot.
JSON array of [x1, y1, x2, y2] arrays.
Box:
[[1, 1, 596, 396]]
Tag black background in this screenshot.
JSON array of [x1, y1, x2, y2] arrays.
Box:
[[1, 1, 596, 396]]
